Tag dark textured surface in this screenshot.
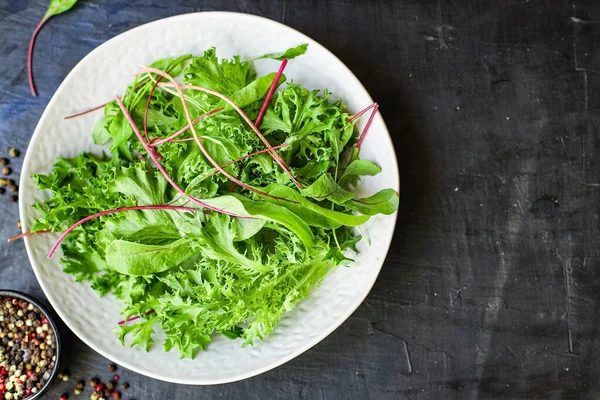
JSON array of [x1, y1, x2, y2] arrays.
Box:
[[0, 0, 598, 399]]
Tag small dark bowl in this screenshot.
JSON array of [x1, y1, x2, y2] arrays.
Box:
[[0, 290, 62, 399]]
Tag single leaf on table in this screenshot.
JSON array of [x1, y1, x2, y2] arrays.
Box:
[[28, 0, 79, 96], [45, 0, 78, 17], [343, 189, 399, 216], [339, 159, 382, 186], [250, 44, 309, 61]]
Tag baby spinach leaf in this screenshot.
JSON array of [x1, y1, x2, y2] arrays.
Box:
[[339, 159, 381, 186], [45, 0, 78, 18], [107, 238, 198, 276], [302, 173, 355, 204], [227, 72, 287, 110], [343, 189, 399, 215], [262, 184, 369, 228]]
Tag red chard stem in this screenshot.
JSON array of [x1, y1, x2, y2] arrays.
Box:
[[255, 58, 287, 127], [118, 309, 156, 325], [28, 17, 49, 97], [47, 205, 198, 258], [138, 68, 297, 201], [231, 58, 288, 191], [356, 103, 379, 148], [64, 103, 108, 120], [149, 107, 224, 147], [115, 96, 252, 218], [349, 102, 377, 123], [156, 80, 302, 189]]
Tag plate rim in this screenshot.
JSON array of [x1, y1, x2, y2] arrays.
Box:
[[19, 11, 400, 385]]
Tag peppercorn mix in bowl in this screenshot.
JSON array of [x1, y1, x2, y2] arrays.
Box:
[[0, 291, 61, 399]]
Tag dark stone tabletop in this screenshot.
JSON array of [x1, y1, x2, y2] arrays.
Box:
[[1, 0, 599, 399]]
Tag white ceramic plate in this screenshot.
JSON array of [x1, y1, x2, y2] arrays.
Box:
[[19, 12, 399, 384]]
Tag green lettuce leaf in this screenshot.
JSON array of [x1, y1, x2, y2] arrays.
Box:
[[250, 43, 309, 61]]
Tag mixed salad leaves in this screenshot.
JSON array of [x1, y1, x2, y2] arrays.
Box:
[[26, 45, 398, 358]]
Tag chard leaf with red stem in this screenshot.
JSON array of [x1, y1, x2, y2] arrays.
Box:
[[28, 0, 79, 96]]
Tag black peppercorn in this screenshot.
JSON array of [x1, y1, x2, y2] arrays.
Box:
[[107, 363, 117, 372], [9, 194, 17, 202]]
